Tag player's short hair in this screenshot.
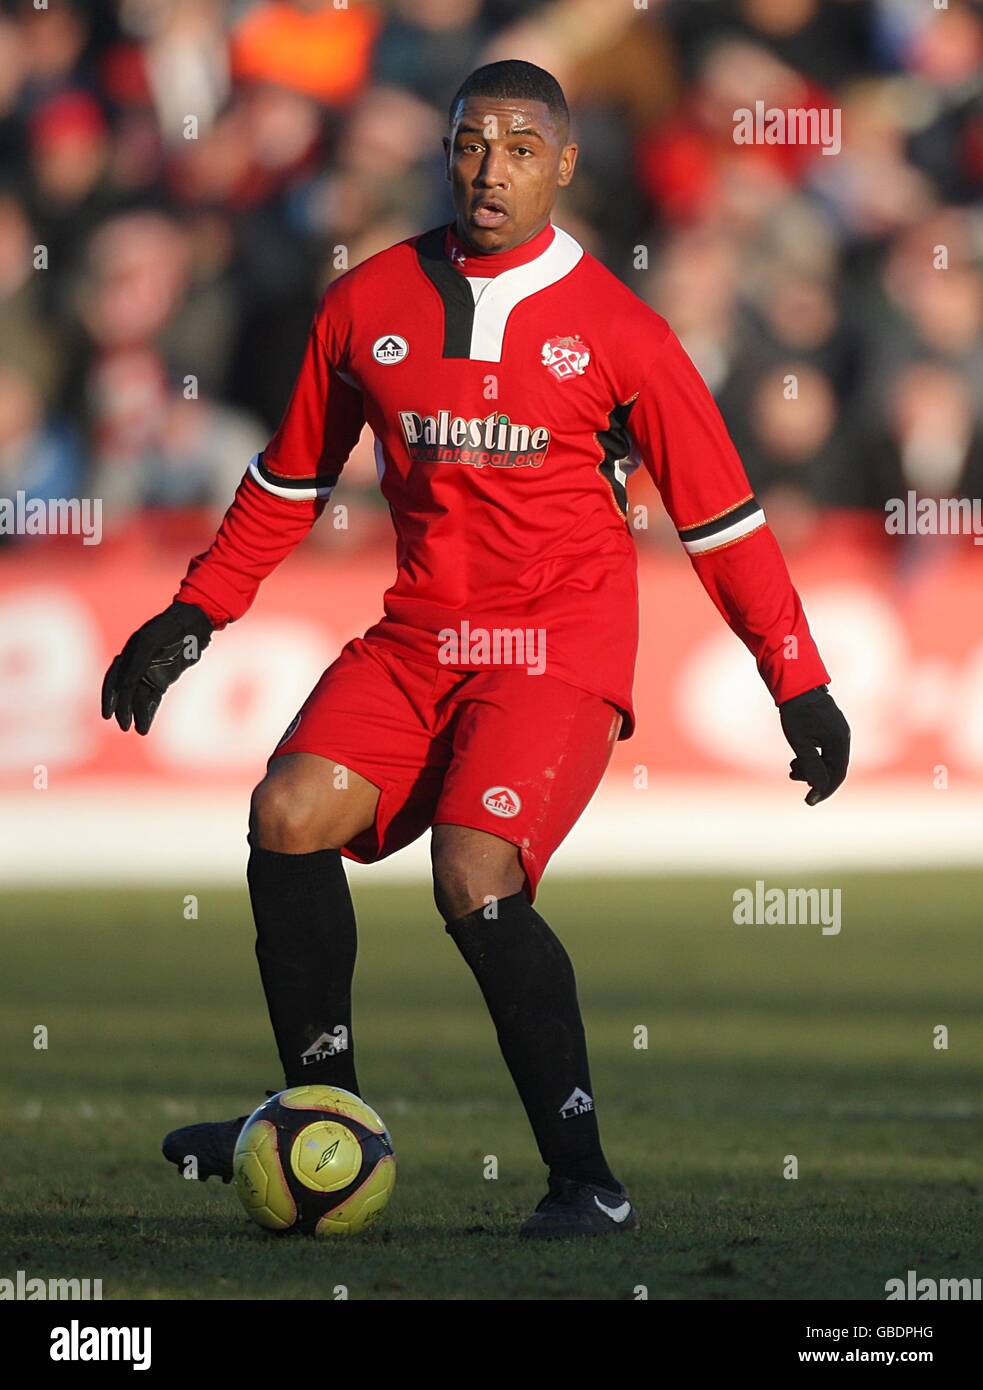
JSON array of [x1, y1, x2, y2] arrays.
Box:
[[448, 61, 569, 136]]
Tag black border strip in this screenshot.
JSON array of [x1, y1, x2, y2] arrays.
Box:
[[255, 453, 339, 493], [415, 225, 477, 358], [679, 495, 761, 541]]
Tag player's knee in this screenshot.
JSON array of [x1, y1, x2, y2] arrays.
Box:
[[431, 837, 524, 922], [250, 773, 337, 854]]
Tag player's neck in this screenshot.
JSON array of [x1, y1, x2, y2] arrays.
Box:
[[446, 220, 555, 277]]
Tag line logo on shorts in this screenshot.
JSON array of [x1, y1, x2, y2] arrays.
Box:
[[482, 786, 521, 819], [276, 713, 301, 748]]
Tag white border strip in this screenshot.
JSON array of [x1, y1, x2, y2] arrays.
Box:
[[1, 783, 979, 884], [469, 226, 584, 362], [681, 507, 766, 555], [248, 454, 334, 502]]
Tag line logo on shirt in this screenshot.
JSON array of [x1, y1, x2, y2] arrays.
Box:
[[373, 334, 409, 364], [541, 334, 590, 381], [398, 409, 550, 469]]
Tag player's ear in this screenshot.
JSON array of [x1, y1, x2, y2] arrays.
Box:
[[442, 134, 452, 180], [557, 142, 578, 188]]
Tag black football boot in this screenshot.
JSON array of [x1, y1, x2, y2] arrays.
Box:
[[161, 1094, 278, 1183], [519, 1176, 641, 1239], [161, 1113, 250, 1183]]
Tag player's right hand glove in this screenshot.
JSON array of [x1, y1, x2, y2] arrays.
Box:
[[101, 601, 213, 735], [779, 684, 851, 806]]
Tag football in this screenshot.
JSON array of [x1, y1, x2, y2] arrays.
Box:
[[232, 1085, 396, 1237]]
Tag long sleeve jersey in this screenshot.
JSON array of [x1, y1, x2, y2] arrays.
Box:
[[176, 219, 829, 738]]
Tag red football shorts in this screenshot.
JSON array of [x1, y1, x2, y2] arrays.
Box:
[[270, 637, 622, 901]]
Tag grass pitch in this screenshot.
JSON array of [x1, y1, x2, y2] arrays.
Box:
[[1, 870, 981, 1300]]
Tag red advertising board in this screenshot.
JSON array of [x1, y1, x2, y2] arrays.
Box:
[[2, 527, 981, 791]]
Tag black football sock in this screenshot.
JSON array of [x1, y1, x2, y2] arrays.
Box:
[[247, 845, 360, 1094], [445, 891, 618, 1191]]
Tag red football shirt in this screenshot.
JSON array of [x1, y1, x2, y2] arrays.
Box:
[[177, 220, 829, 737]]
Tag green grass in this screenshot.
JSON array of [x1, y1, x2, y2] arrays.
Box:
[[1, 871, 981, 1300]]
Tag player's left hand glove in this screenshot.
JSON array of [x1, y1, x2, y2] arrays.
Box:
[[779, 685, 850, 806], [101, 601, 213, 736]]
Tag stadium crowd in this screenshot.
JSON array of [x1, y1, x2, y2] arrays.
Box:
[[0, 0, 980, 555]]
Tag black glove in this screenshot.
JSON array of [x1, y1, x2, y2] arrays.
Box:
[[779, 685, 850, 806], [102, 601, 213, 735]]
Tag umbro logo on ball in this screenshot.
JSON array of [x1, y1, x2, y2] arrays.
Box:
[[315, 1140, 339, 1173], [373, 334, 409, 363]]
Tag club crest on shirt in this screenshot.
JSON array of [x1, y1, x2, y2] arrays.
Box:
[[541, 334, 590, 381]]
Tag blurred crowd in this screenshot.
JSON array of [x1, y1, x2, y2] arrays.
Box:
[[0, 0, 981, 555]]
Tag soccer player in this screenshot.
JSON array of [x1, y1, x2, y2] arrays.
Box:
[[102, 61, 850, 1239]]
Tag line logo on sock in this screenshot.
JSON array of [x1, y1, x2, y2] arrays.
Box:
[[300, 1026, 349, 1066], [559, 1087, 594, 1119]]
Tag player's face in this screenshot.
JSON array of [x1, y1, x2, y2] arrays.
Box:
[[444, 98, 577, 254]]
